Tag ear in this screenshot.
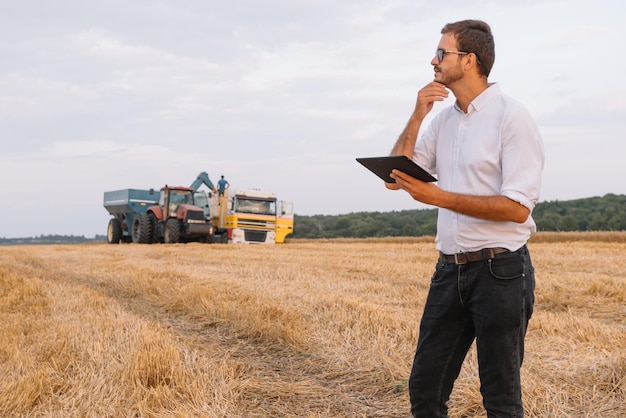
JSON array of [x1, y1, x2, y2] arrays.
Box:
[[468, 52, 480, 67], [462, 55, 473, 72], [464, 53, 480, 73]]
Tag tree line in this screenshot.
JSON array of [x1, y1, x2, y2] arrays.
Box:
[[2, 194, 624, 244], [292, 194, 626, 239], [0, 234, 104, 246]]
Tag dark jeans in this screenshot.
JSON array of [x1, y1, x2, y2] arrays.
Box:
[[409, 245, 535, 418]]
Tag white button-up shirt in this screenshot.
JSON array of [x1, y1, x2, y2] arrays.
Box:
[[414, 83, 545, 254]]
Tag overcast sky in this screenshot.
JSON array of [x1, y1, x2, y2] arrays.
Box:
[[1, 0, 624, 238]]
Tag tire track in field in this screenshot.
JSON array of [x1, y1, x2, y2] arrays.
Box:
[[42, 256, 407, 418]]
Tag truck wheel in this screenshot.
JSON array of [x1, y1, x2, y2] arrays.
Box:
[[107, 219, 122, 244], [132, 213, 152, 244], [164, 218, 182, 244]]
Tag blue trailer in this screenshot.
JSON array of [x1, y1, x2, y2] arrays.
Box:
[[103, 188, 159, 243]]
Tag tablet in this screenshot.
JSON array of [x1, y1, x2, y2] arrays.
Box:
[[356, 155, 437, 183]]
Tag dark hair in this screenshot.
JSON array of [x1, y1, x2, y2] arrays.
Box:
[[441, 20, 495, 77]]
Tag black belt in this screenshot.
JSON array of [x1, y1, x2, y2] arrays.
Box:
[[439, 247, 511, 265]]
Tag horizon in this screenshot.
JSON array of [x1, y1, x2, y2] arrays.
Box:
[[2, 192, 622, 240]]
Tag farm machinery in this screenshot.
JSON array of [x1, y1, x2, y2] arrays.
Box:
[[103, 185, 213, 244], [103, 172, 294, 244], [194, 187, 294, 244]]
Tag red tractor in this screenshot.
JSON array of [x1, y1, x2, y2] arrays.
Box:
[[132, 186, 214, 244]]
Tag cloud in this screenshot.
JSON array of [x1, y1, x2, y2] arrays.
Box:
[[1, 0, 626, 237], [537, 92, 626, 129]]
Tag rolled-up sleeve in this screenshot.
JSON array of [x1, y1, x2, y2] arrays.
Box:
[[500, 106, 545, 212]]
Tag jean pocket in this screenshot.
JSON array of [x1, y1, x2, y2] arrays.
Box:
[[487, 255, 525, 280], [430, 260, 446, 283]]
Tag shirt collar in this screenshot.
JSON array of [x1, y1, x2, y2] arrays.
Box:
[[454, 82, 500, 113]]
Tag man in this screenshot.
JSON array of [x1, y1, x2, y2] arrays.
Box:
[[217, 175, 229, 196], [386, 20, 544, 417]]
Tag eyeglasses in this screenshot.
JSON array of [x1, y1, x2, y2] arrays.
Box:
[[436, 48, 469, 63], [435, 49, 482, 66]]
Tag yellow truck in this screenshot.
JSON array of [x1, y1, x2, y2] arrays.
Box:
[[191, 173, 294, 244]]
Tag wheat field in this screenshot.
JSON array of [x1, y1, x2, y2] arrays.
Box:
[[1, 233, 625, 417]]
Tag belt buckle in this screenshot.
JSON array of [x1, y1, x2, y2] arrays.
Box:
[[454, 253, 462, 264]]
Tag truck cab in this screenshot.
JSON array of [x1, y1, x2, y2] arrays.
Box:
[[208, 188, 293, 244]]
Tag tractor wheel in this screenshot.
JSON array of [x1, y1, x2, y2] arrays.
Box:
[[164, 218, 182, 244], [107, 218, 122, 244], [132, 213, 152, 244], [147, 212, 159, 243]]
